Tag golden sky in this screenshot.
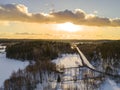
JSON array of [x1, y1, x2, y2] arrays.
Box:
[[0, 4, 120, 40]]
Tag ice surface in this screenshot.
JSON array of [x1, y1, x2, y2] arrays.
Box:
[[0, 53, 29, 87]]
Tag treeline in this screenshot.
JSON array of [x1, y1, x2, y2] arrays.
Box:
[[6, 41, 76, 61], [6, 40, 120, 61], [96, 40, 120, 59]]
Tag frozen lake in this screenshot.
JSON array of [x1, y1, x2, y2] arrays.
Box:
[[0, 48, 29, 87]]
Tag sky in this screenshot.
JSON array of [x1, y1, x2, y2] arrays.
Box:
[[0, 0, 120, 40]]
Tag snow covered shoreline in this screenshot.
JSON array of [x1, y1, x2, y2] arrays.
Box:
[[0, 52, 29, 87]]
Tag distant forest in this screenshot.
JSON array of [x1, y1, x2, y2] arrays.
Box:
[[5, 40, 120, 61], [6, 41, 75, 61]]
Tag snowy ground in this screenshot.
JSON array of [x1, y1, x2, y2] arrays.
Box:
[[52, 54, 83, 68], [101, 79, 120, 90], [52, 54, 120, 90], [0, 50, 29, 87]]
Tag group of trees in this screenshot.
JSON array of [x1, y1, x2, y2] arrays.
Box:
[[4, 60, 57, 90], [6, 41, 75, 61], [96, 40, 120, 59], [96, 41, 120, 78]]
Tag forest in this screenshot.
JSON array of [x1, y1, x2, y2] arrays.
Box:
[[6, 40, 120, 61], [6, 41, 75, 61]]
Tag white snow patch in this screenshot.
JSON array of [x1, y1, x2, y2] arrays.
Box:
[[52, 54, 83, 68], [36, 53, 120, 90], [76, 47, 95, 69], [0, 46, 6, 53], [101, 79, 120, 90], [0, 53, 29, 87], [35, 83, 43, 90]]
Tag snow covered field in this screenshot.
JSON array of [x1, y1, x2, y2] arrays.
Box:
[[51, 54, 120, 90], [101, 79, 120, 90], [0, 49, 29, 87], [52, 54, 83, 68]]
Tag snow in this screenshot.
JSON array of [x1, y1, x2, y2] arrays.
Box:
[[0, 46, 6, 53], [52, 53, 94, 70], [101, 79, 120, 90], [0, 48, 29, 87], [35, 83, 43, 90], [52, 54, 83, 68], [76, 47, 95, 69], [52, 54, 95, 80], [52, 46, 95, 70], [55, 83, 62, 90], [35, 77, 120, 90], [35, 53, 120, 90], [51, 54, 120, 90]]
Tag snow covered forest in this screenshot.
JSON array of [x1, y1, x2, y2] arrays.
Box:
[[0, 40, 120, 90]]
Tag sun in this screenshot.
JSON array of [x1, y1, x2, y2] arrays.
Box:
[[55, 22, 82, 32]]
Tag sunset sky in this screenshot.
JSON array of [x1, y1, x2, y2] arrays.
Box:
[[0, 0, 120, 39]]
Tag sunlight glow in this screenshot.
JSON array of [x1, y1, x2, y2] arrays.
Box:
[[56, 22, 82, 32]]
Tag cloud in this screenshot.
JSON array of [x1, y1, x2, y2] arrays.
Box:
[[15, 32, 35, 35], [14, 32, 54, 36], [93, 11, 98, 14], [0, 4, 120, 26], [0, 4, 30, 21]]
